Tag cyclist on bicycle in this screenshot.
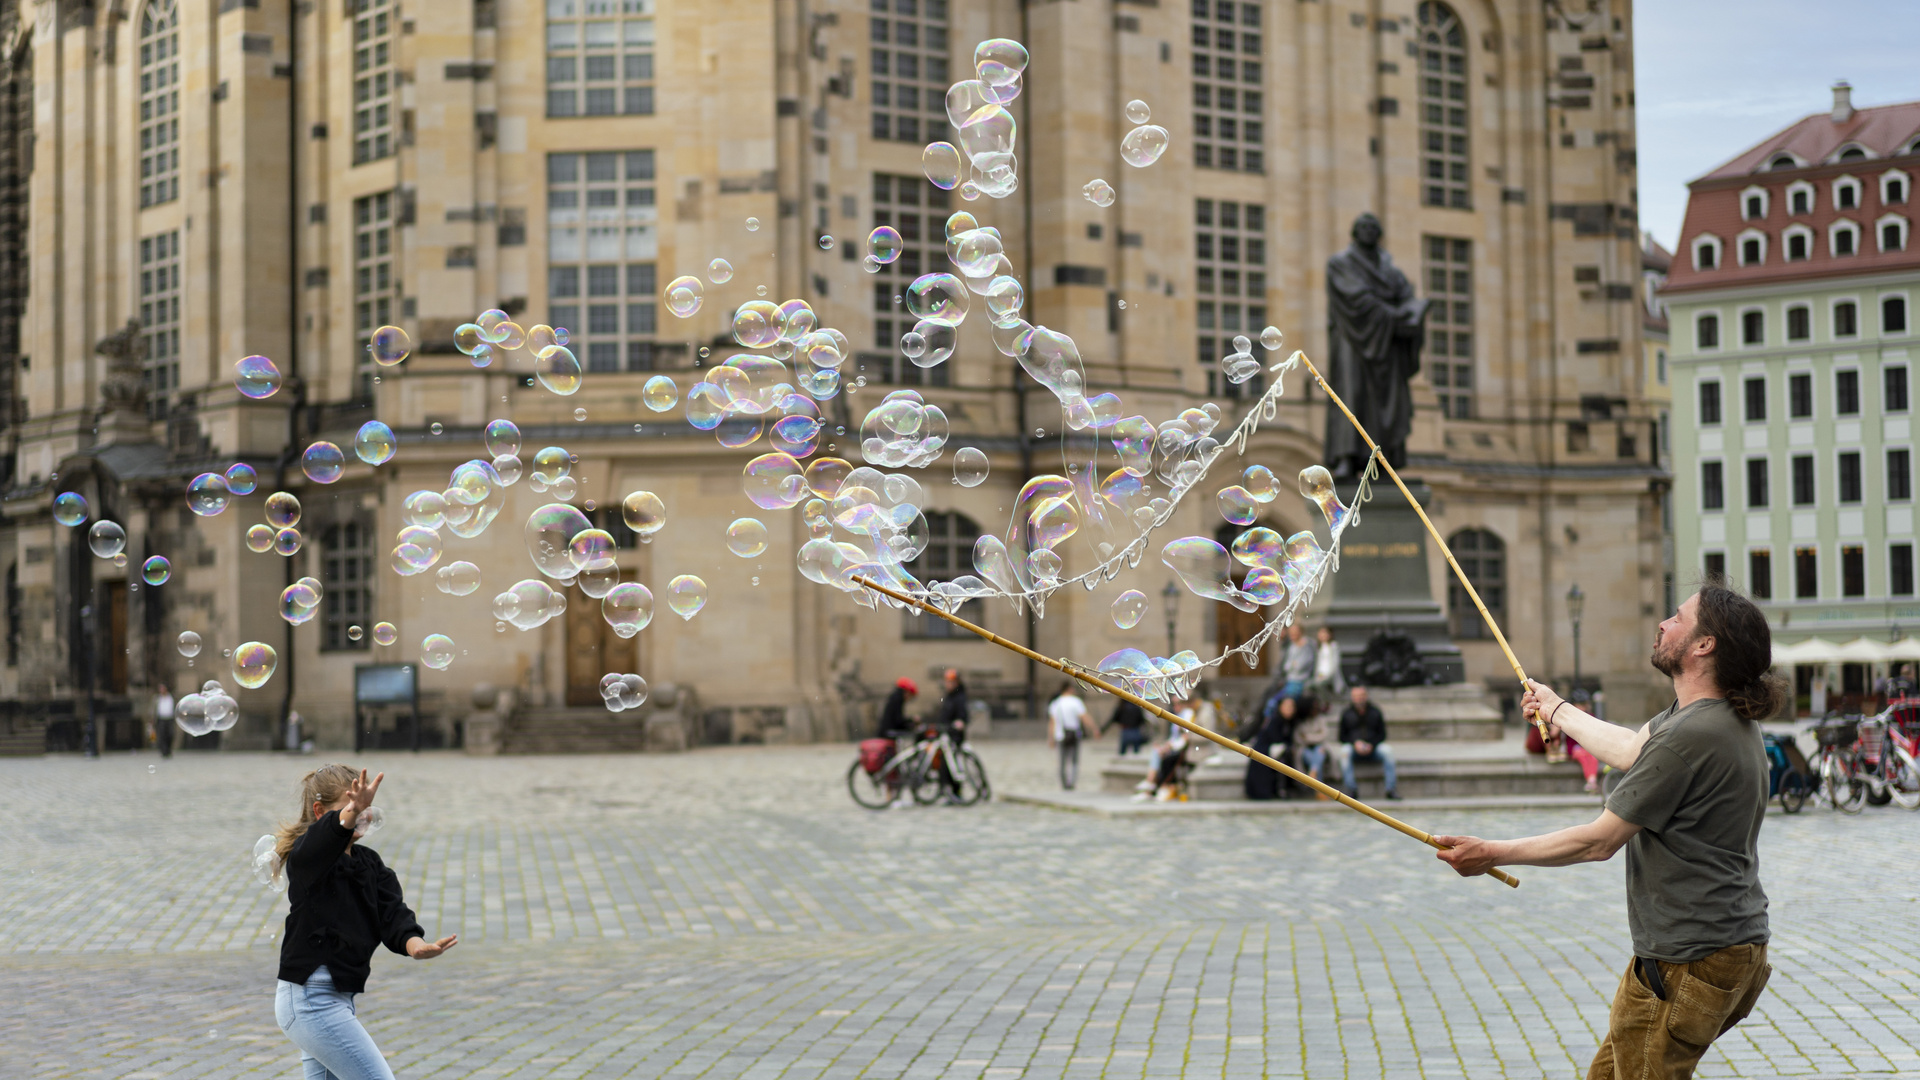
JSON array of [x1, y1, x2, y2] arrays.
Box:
[[877, 677, 918, 739]]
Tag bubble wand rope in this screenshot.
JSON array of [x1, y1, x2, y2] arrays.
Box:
[[1292, 352, 1550, 743], [852, 575, 1521, 889]]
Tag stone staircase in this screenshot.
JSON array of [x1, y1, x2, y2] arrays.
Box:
[[499, 707, 660, 754]]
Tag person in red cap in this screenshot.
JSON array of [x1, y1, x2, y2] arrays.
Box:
[[877, 677, 918, 739]]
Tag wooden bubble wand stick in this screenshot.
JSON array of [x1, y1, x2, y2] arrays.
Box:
[[852, 575, 1520, 889], [1293, 352, 1551, 743]]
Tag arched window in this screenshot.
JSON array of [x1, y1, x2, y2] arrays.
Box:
[[1417, 2, 1469, 210], [1768, 153, 1799, 170], [1831, 220, 1860, 257], [1447, 529, 1504, 639], [138, 0, 179, 208], [1692, 234, 1721, 271], [903, 511, 984, 639]]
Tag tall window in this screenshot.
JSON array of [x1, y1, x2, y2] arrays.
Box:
[[1835, 300, 1858, 337], [138, 0, 180, 208], [1746, 457, 1769, 508], [547, 152, 659, 371], [1838, 452, 1862, 503], [1842, 546, 1866, 598], [1195, 197, 1268, 398], [1417, 2, 1469, 209], [1886, 366, 1909, 412], [1748, 549, 1772, 600], [871, 172, 951, 387], [1701, 461, 1724, 510], [1794, 547, 1818, 599], [352, 0, 396, 165], [1697, 313, 1719, 349], [1191, 0, 1264, 173], [322, 522, 374, 652], [903, 512, 982, 638], [1790, 454, 1815, 506], [1886, 295, 1909, 334], [1741, 310, 1764, 345], [1445, 529, 1503, 639], [1703, 552, 1726, 579], [1698, 380, 1721, 424], [1889, 448, 1912, 501], [353, 192, 397, 398], [1836, 369, 1860, 415], [547, 0, 657, 118], [1743, 377, 1766, 422], [138, 231, 181, 420], [869, 0, 950, 144], [1788, 373, 1812, 418], [1785, 305, 1810, 340], [1893, 544, 1915, 597], [1424, 236, 1474, 418]]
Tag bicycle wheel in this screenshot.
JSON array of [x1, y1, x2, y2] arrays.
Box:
[[957, 748, 991, 805], [848, 759, 894, 809], [1888, 749, 1920, 810], [911, 746, 949, 805], [1825, 754, 1867, 814], [1779, 771, 1808, 814]]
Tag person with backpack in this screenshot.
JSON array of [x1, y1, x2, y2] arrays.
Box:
[[271, 766, 457, 1079], [1109, 697, 1149, 754], [877, 677, 918, 738], [1046, 681, 1094, 790]]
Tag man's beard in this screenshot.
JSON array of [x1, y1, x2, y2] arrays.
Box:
[[1650, 629, 1690, 678]]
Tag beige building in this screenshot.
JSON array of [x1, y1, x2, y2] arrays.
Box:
[[0, 0, 1667, 752]]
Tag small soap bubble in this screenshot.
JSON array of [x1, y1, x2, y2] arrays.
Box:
[[1259, 325, 1284, 351], [421, 634, 456, 670], [234, 355, 283, 399], [302, 441, 346, 484], [224, 462, 258, 495], [430, 422, 445, 435], [665, 275, 704, 318], [726, 518, 769, 558], [177, 630, 202, 658], [370, 326, 412, 366], [921, 141, 963, 190], [347, 624, 364, 642], [53, 491, 88, 527], [354, 421, 397, 465], [485, 418, 522, 458], [642, 375, 679, 412], [1124, 99, 1151, 124], [818, 235, 835, 251], [88, 520, 127, 559], [666, 575, 709, 621], [265, 491, 302, 528], [574, 408, 587, 422], [187, 473, 231, 517], [745, 217, 761, 231], [274, 528, 303, 556], [232, 641, 278, 689], [1111, 589, 1148, 630], [708, 258, 733, 284], [867, 226, 903, 264], [755, 285, 769, 297], [247, 524, 275, 553], [1120, 125, 1170, 167], [142, 556, 171, 586], [372, 622, 398, 646], [953, 447, 990, 487], [900, 331, 927, 359], [1082, 179, 1115, 207]]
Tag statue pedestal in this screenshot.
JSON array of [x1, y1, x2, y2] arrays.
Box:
[[1326, 480, 1464, 684]]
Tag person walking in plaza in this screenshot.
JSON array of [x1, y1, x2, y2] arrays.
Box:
[[152, 683, 174, 758], [1109, 696, 1148, 754], [1337, 684, 1399, 800], [1433, 582, 1785, 1079], [1046, 681, 1093, 790], [933, 668, 970, 802], [272, 765, 457, 1079]]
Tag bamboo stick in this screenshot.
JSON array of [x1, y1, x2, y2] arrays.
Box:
[[1296, 352, 1549, 740], [852, 575, 1520, 889]]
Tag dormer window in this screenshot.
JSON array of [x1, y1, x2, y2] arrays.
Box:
[[1693, 234, 1722, 271], [1737, 228, 1767, 266], [1768, 153, 1798, 171], [1835, 176, 1861, 210], [1786, 180, 1814, 214], [1740, 186, 1769, 221], [1883, 170, 1910, 205], [1783, 224, 1812, 261], [1838, 145, 1869, 162], [1881, 214, 1910, 253], [1832, 220, 1860, 257]]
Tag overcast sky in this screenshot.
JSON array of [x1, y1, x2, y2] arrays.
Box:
[[1635, 0, 1918, 250]]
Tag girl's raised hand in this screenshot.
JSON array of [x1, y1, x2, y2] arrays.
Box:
[[406, 934, 459, 960], [339, 769, 384, 829]]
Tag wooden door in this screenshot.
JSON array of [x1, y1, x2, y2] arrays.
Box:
[[1216, 603, 1269, 677], [564, 588, 639, 706]]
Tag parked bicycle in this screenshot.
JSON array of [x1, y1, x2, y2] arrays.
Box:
[[1809, 717, 1869, 814], [847, 723, 991, 808]]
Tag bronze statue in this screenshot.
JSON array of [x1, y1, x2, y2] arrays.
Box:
[[1324, 214, 1430, 482]]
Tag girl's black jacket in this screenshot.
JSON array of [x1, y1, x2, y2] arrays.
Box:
[[277, 810, 424, 993]]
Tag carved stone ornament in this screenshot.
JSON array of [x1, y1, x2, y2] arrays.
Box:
[[96, 317, 149, 415]]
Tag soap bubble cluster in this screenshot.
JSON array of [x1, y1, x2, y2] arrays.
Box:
[[600, 672, 649, 713]]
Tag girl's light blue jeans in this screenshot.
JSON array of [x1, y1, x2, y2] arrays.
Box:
[[274, 965, 397, 1080]]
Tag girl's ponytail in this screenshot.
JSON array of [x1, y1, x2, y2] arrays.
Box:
[[273, 764, 360, 860]]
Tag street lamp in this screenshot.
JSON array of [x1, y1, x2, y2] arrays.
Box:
[[1566, 583, 1586, 701], [1161, 580, 1180, 657]]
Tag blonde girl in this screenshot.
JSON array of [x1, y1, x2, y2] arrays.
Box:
[[271, 766, 457, 1079]]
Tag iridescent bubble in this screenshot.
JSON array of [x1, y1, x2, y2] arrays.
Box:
[[642, 375, 679, 412], [485, 418, 522, 458], [726, 517, 769, 558], [620, 491, 666, 537], [817, 235, 835, 251], [900, 331, 927, 359], [743, 453, 808, 510], [1121, 125, 1170, 167], [53, 491, 88, 527], [536, 345, 583, 396], [345, 422, 395, 468], [601, 673, 650, 710], [1082, 179, 1115, 207], [391, 524, 443, 574], [454, 323, 487, 356], [568, 528, 617, 572], [867, 225, 903, 265], [530, 447, 571, 486], [1162, 535, 1257, 612], [666, 575, 708, 621], [245, 524, 274, 553], [804, 456, 853, 498], [1260, 325, 1284, 351], [88, 520, 127, 559], [1298, 465, 1348, 531], [525, 502, 593, 579], [953, 447, 990, 487], [1028, 495, 1080, 551], [731, 300, 783, 347], [920, 141, 964, 191], [477, 308, 511, 341], [1124, 99, 1151, 124], [448, 461, 494, 505], [974, 38, 1030, 84], [421, 634, 456, 671], [666, 275, 704, 318], [708, 258, 733, 284], [265, 492, 302, 528], [1111, 589, 1148, 629], [280, 582, 320, 625], [745, 216, 760, 232], [492, 454, 522, 487], [1282, 531, 1328, 596], [905, 273, 969, 326], [1111, 416, 1156, 478], [771, 414, 823, 457], [1216, 486, 1258, 526], [142, 556, 171, 586], [443, 560, 482, 596], [347, 625, 364, 642], [602, 583, 654, 637], [577, 561, 619, 599], [370, 325, 411, 366], [302, 442, 345, 484], [232, 641, 278, 689], [177, 630, 202, 658], [984, 277, 1025, 328], [274, 527, 302, 556], [234, 355, 283, 399], [372, 622, 397, 646], [187, 473, 230, 517], [404, 490, 448, 529], [1243, 465, 1279, 503]]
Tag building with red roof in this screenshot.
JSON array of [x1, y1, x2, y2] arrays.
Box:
[[1664, 84, 1919, 701]]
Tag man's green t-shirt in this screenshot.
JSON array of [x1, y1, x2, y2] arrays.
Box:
[[1605, 697, 1770, 962]]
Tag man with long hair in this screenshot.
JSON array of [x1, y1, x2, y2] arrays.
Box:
[[1433, 579, 1788, 1079]]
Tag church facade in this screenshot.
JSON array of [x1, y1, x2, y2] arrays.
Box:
[[0, 0, 1665, 751]]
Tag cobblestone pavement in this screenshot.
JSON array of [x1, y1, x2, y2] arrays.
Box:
[[2, 743, 1917, 1079]]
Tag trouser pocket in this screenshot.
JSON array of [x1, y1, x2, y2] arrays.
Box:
[[1665, 970, 1738, 1047]]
